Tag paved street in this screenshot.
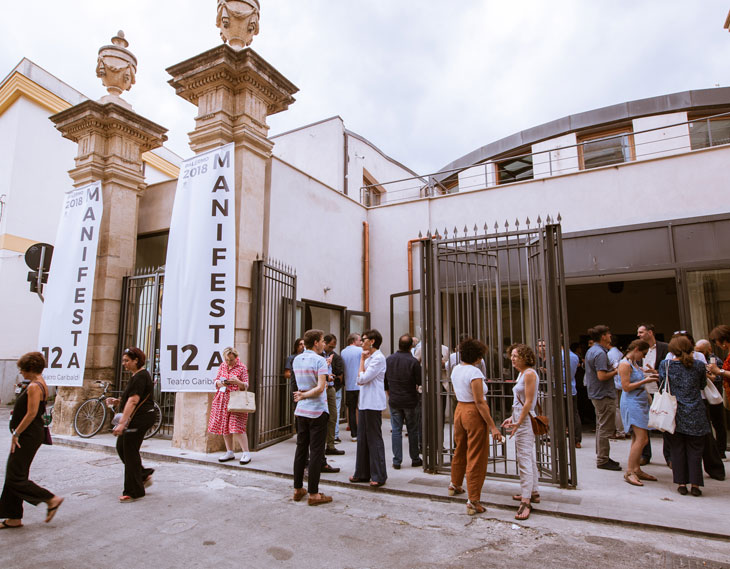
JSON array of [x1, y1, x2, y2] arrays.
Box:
[[1, 424, 729, 569]]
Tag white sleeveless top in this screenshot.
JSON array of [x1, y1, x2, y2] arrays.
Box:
[[512, 368, 538, 412]]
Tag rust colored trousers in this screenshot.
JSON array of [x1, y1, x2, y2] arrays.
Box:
[[450, 402, 489, 502]]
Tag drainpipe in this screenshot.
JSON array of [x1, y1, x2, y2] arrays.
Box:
[[363, 221, 370, 312]]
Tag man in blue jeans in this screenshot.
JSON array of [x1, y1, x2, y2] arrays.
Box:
[[385, 334, 423, 469]]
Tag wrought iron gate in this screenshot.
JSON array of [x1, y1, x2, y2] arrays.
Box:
[[250, 258, 297, 449], [420, 220, 577, 487], [116, 267, 175, 438]]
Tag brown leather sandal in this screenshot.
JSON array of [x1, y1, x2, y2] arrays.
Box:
[[635, 470, 657, 481], [515, 501, 532, 520], [512, 492, 540, 503], [466, 500, 486, 515], [448, 483, 465, 496], [623, 472, 643, 486]]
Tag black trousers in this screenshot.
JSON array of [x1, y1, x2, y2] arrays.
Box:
[[353, 409, 387, 484], [564, 399, 582, 443], [345, 391, 359, 438], [0, 432, 53, 519], [702, 401, 726, 480], [667, 431, 705, 486], [116, 412, 156, 499], [293, 412, 329, 494], [707, 401, 727, 459]]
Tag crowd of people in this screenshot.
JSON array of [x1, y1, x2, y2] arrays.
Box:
[[2, 321, 727, 528]]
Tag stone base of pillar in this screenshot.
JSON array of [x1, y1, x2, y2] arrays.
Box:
[[171, 393, 226, 453], [50, 386, 91, 436]]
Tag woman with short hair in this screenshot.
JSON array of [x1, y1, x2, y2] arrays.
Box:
[[502, 343, 540, 520], [107, 347, 157, 502], [207, 347, 251, 464], [658, 336, 711, 496], [448, 337, 503, 515], [618, 339, 658, 486], [0, 352, 63, 528]]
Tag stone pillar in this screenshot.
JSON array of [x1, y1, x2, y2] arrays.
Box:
[[49, 101, 167, 434], [166, 45, 297, 451]]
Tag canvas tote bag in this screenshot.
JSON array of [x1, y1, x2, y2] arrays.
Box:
[[228, 389, 256, 413], [648, 368, 677, 433]]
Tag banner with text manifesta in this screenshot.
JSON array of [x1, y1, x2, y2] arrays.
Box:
[[160, 143, 236, 392], [39, 182, 103, 386]]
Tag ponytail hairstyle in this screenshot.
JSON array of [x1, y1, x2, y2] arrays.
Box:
[[667, 335, 694, 369]]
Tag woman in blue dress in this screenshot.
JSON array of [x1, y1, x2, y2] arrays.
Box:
[[618, 340, 658, 486]]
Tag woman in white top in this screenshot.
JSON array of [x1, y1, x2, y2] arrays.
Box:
[[448, 338, 503, 515], [501, 343, 540, 520]]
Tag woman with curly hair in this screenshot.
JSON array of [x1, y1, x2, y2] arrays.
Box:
[[448, 337, 503, 515], [502, 343, 540, 520], [658, 336, 711, 496], [0, 352, 64, 528]]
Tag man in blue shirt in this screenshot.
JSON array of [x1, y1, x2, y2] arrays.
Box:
[[292, 329, 333, 506], [584, 325, 621, 471], [341, 333, 363, 441]]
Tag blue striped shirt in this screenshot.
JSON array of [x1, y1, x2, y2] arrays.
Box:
[[293, 350, 328, 418]]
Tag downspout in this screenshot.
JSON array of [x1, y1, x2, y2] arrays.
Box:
[[343, 130, 349, 196], [363, 221, 370, 312]]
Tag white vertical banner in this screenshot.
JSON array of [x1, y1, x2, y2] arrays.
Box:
[[39, 182, 103, 386], [160, 143, 236, 392]]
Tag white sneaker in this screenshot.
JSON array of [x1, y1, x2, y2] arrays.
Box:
[[240, 452, 251, 464], [218, 451, 235, 462]]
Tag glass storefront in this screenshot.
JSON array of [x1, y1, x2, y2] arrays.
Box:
[[687, 269, 730, 342]]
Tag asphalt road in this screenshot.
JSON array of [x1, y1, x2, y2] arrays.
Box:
[[1, 434, 729, 569]]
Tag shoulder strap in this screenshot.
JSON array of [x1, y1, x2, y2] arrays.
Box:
[[128, 393, 150, 422]]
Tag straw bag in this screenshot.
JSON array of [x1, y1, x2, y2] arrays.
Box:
[[228, 390, 256, 413], [648, 371, 676, 433]]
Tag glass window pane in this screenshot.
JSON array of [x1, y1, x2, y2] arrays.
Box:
[[687, 269, 730, 342], [689, 119, 730, 150], [135, 233, 168, 269], [497, 155, 533, 184], [582, 134, 631, 169]]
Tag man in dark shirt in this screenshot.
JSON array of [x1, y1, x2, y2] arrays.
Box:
[[385, 334, 423, 469]]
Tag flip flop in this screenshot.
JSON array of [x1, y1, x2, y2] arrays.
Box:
[[1, 521, 23, 529], [45, 497, 64, 523], [515, 502, 532, 520]]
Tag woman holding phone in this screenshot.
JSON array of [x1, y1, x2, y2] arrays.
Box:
[[207, 347, 251, 464]]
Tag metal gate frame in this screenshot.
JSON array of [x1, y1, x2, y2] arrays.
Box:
[[420, 221, 577, 488], [250, 258, 297, 450], [116, 267, 175, 438]]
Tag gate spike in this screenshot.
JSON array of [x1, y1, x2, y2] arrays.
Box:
[[426, 230, 432, 238], [537, 215, 542, 226], [463, 225, 468, 234], [443, 227, 448, 238], [435, 229, 441, 238], [483, 222, 488, 232], [525, 216, 531, 227], [504, 219, 510, 230], [493, 221, 499, 231], [418, 230, 423, 238], [473, 223, 478, 234], [546, 214, 552, 224], [557, 212, 562, 222], [453, 226, 458, 236], [515, 218, 520, 228]]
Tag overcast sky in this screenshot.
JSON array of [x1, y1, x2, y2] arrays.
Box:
[[1, 1, 728, 174]]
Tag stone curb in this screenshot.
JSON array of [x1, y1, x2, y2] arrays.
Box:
[[53, 435, 726, 541]]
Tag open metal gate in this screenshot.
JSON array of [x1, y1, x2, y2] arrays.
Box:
[[420, 219, 577, 487], [250, 258, 297, 450], [116, 267, 175, 438]]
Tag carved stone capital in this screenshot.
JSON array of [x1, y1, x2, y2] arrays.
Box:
[[167, 45, 297, 151], [50, 100, 168, 188]]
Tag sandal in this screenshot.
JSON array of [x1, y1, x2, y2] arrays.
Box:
[[348, 476, 369, 483], [119, 495, 140, 503], [466, 500, 486, 515], [448, 483, 465, 496], [515, 501, 532, 520], [635, 470, 657, 482], [45, 497, 64, 523], [623, 472, 643, 487], [0, 520, 23, 529], [512, 492, 540, 504], [369, 481, 385, 488]]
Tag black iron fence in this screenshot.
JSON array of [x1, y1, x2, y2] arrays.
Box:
[[250, 258, 297, 449], [419, 219, 577, 487]]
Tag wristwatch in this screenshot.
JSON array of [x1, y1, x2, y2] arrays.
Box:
[[11, 429, 18, 437]]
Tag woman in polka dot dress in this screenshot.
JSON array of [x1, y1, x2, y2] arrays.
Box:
[[207, 347, 251, 464]]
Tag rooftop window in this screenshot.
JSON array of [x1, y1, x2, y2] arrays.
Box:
[[689, 117, 730, 150], [496, 155, 533, 184], [579, 130, 634, 170]]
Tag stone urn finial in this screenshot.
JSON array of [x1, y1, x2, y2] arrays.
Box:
[[96, 30, 137, 108], [216, 0, 260, 50]]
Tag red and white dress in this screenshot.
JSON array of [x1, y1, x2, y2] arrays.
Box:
[[207, 359, 249, 435]]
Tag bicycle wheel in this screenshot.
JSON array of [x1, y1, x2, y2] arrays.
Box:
[[74, 399, 106, 438], [144, 401, 163, 440]]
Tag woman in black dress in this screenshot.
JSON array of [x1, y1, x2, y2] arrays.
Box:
[[1, 352, 63, 528], [106, 347, 156, 503]]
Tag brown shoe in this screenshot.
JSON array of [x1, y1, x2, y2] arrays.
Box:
[[308, 493, 333, 506], [292, 488, 307, 502], [575, 442, 582, 448]]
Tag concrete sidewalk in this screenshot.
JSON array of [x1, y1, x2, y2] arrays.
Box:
[[48, 419, 729, 540]]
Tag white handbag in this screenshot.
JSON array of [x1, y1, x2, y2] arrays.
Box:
[[703, 379, 723, 406], [227, 389, 256, 413], [648, 370, 677, 433]]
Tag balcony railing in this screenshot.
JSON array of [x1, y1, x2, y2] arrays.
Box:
[[360, 112, 730, 207]]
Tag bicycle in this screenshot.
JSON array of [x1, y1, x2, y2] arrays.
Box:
[[73, 381, 162, 440]]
